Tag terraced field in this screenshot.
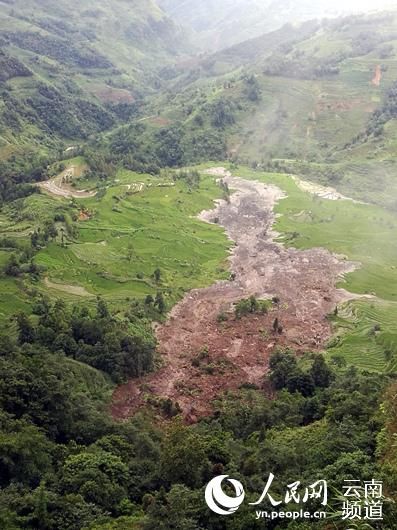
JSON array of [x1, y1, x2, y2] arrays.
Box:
[[328, 300, 397, 373], [0, 166, 230, 320]]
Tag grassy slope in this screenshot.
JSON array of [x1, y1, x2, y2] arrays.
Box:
[[158, 0, 386, 51], [1, 161, 396, 373], [0, 0, 185, 78], [238, 34, 397, 208], [2, 9, 397, 375]]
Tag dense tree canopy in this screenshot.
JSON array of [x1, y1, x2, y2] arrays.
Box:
[[0, 334, 394, 529]]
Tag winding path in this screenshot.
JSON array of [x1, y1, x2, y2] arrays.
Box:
[[38, 166, 96, 199]]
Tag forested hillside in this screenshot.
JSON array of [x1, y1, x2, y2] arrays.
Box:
[[0, 0, 188, 171]]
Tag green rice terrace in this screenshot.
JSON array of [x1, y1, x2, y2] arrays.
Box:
[[0, 163, 230, 319]]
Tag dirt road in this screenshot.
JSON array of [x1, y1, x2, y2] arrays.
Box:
[[38, 166, 96, 199], [112, 168, 357, 421]]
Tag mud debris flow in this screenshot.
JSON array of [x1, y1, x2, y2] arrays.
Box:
[[111, 168, 358, 422]]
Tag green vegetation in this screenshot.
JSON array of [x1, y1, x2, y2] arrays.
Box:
[[328, 300, 397, 373], [234, 296, 271, 320], [93, 122, 227, 175], [5, 154, 390, 378], [16, 296, 155, 383], [0, 167, 230, 321], [158, 0, 367, 51], [148, 11, 397, 209], [0, 342, 395, 529], [0, 0, 189, 163]]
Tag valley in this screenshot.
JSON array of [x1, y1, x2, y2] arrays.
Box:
[[112, 168, 359, 421], [1, 2, 397, 528]]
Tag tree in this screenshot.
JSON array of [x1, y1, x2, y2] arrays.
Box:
[[48, 494, 106, 530], [269, 350, 297, 390], [210, 98, 235, 128], [43, 221, 58, 242], [310, 355, 333, 388], [97, 298, 109, 319], [33, 481, 50, 530], [154, 292, 165, 313], [153, 268, 161, 284], [4, 254, 20, 277], [31, 231, 40, 248], [0, 508, 19, 530], [144, 485, 201, 530], [160, 422, 207, 488], [0, 423, 53, 487], [16, 313, 35, 344], [244, 75, 261, 102], [286, 371, 315, 397], [235, 298, 251, 319], [155, 126, 184, 167], [323, 451, 375, 489], [60, 450, 129, 512], [145, 295, 154, 306], [249, 295, 258, 313]]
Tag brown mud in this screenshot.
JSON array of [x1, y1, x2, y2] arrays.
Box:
[[111, 168, 358, 422]]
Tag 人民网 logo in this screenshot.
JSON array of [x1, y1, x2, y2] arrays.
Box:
[[204, 474, 384, 524], [205, 475, 245, 515]]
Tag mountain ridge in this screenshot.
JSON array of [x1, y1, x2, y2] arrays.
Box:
[[158, 0, 397, 50], [0, 0, 190, 163]]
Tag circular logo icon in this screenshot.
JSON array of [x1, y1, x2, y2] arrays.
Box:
[[205, 475, 245, 515]]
